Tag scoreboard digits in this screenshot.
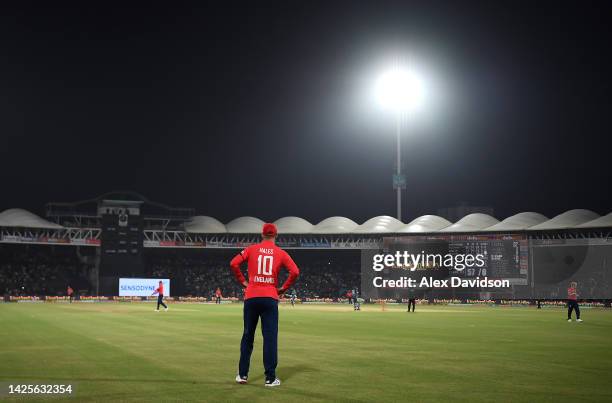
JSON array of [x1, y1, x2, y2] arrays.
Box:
[[385, 234, 529, 285]]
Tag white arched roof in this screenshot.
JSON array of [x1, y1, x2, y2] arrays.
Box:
[[177, 210, 612, 234], [312, 217, 359, 234], [575, 212, 612, 228], [397, 215, 452, 233], [352, 216, 404, 233], [528, 209, 600, 230], [184, 216, 226, 233], [3, 208, 609, 234], [199, 211, 610, 233], [443, 213, 499, 232], [225, 216, 265, 233], [0, 208, 63, 229], [274, 216, 314, 234], [485, 212, 548, 231]]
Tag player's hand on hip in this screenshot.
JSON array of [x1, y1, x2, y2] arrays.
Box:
[[242, 280, 248, 288], [277, 287, 286, 295]]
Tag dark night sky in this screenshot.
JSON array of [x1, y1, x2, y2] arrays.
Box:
[[0, 1, 610, 223]]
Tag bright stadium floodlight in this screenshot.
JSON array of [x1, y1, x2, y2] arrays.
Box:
[[375, 67, 424, 113], [375, 64, 425, 222]]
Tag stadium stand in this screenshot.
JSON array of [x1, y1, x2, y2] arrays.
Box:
[[0, 194, 610, 300], [0, 244, 94, 296], [143, 249, 360, 300]]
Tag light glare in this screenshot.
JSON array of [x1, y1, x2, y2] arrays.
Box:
[[375, 67, 424, 113]]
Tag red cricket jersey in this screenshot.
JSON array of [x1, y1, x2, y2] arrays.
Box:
[[568, 287, 577, 300], [230, 240, 299, 300], [156, 284, 164, 295]]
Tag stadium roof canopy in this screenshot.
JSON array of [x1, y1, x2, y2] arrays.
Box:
[[485, 212, 549, 231], [178, 209, 610, 234], [352, 216, 404, 233], [312, 217, 359, 234], [527, 209, 600, 230], [442, 213, 499, 232], [0, 208, 63, 229], [575, 212, 612, 228], [184, 216, 226, 233], [397, 215, 452, 233], [1, 208, 610, 233], [275, 216, 314, 233], [226, 216, 265, 234]]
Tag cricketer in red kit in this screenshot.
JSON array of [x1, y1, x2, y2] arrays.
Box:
[[230, 223, 299, 387], [152, 281, 168, 311], [215, 287, 222, 304]]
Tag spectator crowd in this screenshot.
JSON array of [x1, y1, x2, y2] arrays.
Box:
[[0, 244, 92, 296], [1, 245, 362, 299], [144, 249, 361, 299]]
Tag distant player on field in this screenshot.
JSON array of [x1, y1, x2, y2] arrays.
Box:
[[230, 223, 300, 387], [407, 298, 416, 312], [407, 288, 416, 312], [67, 285, 74, 303], [346, 289, 353, 305], [152, 281, 168, 312], [215, 287, 222, 304], [289, 289, 297, 307], [567, 281, 582, 322]]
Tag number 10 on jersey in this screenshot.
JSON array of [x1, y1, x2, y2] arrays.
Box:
[[257, 255, 273, 275]]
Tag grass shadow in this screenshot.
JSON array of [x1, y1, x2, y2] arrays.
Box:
[[281, 363, 317, 381], [241, 363, 317, 384]]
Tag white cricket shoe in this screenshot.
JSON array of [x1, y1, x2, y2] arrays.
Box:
[[155, 309, 160, 312], [567, 319, 571, 322], [265, 378, 281, 387], [577, 319, 583, 322], [164, 307, 168, 311], [235, 375, 248, 384]]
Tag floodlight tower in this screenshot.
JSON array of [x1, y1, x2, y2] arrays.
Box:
[[375, 65, 424, 221]]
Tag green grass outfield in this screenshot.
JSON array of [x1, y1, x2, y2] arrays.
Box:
[[1, 302, 611, 402]]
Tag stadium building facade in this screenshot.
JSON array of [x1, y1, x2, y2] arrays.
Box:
[[0, 192, 611, 300]]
